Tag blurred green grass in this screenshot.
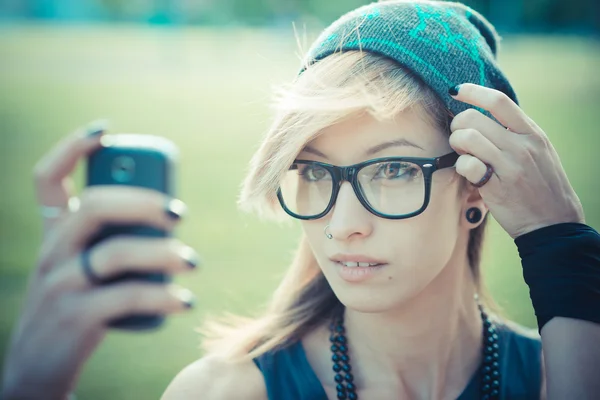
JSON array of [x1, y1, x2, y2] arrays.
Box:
[[0, 25, 598, 399]]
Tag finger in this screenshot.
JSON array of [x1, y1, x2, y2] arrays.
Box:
[[47, 237, 199, 291], [34, 120, 108, 208], [87, 283, 196, 323], [450, 108, 517, 151], [454, 154, 495, 187], [34, 120, 108, 233], [449, 128, 504, 168], [449, 83, 537, 134], [39, 186, 186, 272]]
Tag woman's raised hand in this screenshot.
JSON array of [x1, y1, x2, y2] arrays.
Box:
[[448, 83, 585, 239], [1, 124, 198, 400]]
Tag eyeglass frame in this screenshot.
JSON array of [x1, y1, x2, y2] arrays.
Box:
[[276, 151, 460, 220]]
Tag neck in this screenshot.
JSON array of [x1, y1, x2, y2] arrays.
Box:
[[342, 255, 483, 398]]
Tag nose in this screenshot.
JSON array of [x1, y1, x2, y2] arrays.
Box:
[[328, 181, 373, 241]]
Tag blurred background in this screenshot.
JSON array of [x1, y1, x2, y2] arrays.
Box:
[[0, 0, 598, 398]]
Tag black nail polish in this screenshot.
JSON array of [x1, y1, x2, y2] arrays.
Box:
[[173, 287, 196, 309], [448, 85, 461, 96], [183, 296, 196, 309], [181, 247, 200, 269], [86, 119, 109, 137], [165, 198, 186, 221]]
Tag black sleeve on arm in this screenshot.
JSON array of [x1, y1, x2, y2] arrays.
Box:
[[515, 223, 600, 332]]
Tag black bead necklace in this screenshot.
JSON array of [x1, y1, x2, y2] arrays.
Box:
[[329, 304, 501, 400]]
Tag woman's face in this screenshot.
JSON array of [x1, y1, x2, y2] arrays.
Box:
[[298, 110, 473, 312]]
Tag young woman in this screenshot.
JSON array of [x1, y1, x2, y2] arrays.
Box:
[[3, 1, 600, 399]]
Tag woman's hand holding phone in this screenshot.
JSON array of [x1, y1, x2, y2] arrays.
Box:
[[1, 124, 198, 399]]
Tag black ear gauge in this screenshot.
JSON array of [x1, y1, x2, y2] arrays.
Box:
[[466, 207, 482, 224]]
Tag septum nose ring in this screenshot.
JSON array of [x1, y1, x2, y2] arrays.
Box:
[[324, 225, 333, 239]]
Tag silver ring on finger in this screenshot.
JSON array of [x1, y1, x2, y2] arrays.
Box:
[[39, 205, 66, 219], [81, 248, 103, 285], [473, 164, 494, 188], [39, 197, 80, 219]]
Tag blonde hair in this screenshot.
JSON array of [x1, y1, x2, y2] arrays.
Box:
[[199, 50, 494, 362]]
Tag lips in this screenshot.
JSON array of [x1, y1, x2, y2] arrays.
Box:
[[329, 254, 388, 267], [331, 254, 387, 283], [337, 261, 380, 267]]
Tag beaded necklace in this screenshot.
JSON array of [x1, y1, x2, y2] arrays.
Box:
[[328, 304, 501, 400]]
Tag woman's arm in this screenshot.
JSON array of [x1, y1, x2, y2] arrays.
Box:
[[515, 223, 600, 398], [448, 83, 600, 398], [542, 318, 600, 397]]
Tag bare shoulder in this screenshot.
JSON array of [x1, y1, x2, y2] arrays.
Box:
[[161, 354, 267, 400], [502, 319, 541, 341]]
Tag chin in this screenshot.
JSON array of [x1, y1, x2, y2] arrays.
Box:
[[328, 276, 424, 314], [340, 299, 396, 314]]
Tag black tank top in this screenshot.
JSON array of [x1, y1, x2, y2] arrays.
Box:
[[253, 322, 542, 399]]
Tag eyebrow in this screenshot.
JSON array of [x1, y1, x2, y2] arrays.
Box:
[[302, 138, 424, 159]]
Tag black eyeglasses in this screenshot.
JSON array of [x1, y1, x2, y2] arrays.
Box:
[[277, 152, 459, 220]]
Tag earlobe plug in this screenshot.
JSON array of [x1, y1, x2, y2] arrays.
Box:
[[466, 207, 482, 224]]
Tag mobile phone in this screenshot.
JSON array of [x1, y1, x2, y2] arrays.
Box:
[[86, 134, 178, 330]]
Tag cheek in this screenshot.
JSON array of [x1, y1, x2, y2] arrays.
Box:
[[386, 183, 462, 270], [300, 221, 328, 262], [302, 221, 324, 241]]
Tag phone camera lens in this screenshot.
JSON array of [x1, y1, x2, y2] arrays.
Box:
[[112, 156, 136, 183]]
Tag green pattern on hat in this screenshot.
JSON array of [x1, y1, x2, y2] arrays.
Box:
[[302, 0, 517, 118]]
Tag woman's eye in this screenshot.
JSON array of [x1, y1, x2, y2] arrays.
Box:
[[384, 163, 401, 178], [301, 165, 328, 181], [376, 162, 415, 179]]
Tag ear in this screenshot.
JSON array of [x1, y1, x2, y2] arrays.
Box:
[[461, 185, 489, 229]]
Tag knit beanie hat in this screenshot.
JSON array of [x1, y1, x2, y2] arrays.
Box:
[[300, 0, 517, 117]]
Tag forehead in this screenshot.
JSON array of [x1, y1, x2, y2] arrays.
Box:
[[301, 109, 450, 164]]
